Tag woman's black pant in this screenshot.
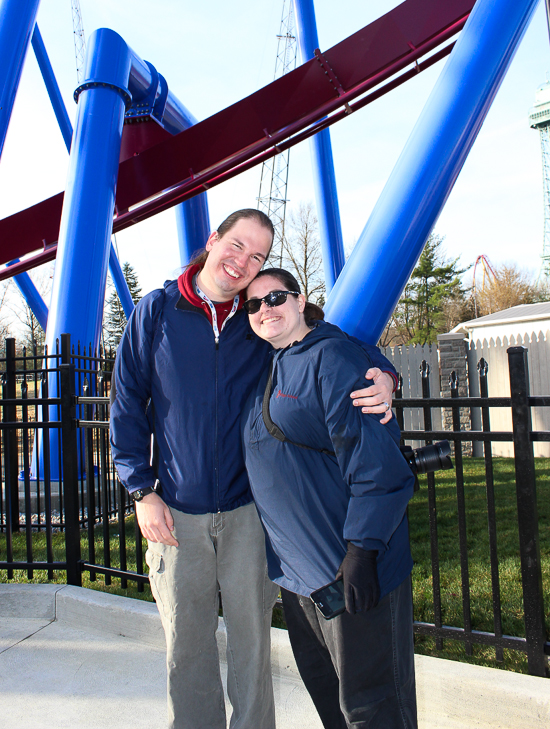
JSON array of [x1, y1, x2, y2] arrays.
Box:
[[281, 576, 417, 729]]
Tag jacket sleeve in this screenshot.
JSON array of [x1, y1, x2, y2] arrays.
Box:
[[316, 343, 414, 552], [109, 291, 162, 492], [346, 334, 398, 390]]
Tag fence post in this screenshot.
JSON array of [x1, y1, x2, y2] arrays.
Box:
[[59, 362, 82, 586], [420, 361, 443, 650], [507, 346, 547, 677], [450, 372, 472, 655], [4, 338, 19, 532]]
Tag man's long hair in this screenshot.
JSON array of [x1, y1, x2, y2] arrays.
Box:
[[186, 209, 274, 270]]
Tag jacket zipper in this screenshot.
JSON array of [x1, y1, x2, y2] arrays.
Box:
[[214, 335, 220, 512]]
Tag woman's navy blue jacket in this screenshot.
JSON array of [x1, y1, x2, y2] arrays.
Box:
[[242, 321, 415, 598], [110, 279, 398, 516]]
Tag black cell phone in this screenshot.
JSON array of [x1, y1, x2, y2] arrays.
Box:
[[310, 578, 346, 619]]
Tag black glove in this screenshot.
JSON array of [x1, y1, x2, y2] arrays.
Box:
[[336, 542, 380, 614]]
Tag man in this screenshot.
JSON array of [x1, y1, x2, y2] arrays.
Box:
[[110, 209, 397, 729]]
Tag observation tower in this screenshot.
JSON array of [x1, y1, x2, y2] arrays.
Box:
[[528, 81, 550, 278]]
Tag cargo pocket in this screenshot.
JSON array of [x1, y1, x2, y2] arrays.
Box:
[[145, 548, 170, 621]]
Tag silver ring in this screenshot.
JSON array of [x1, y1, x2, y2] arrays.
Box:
[[383, 401, 390, 411]]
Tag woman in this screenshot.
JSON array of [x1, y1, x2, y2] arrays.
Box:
[[242, 268, 417, 729]]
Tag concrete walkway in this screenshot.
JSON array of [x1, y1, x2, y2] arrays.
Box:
[[1, 584, 549, 729]]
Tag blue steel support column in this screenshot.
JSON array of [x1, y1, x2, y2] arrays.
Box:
[[31, 25, 72, 149], [41, 29, 131, 480], [325, 0, 540, 343], [293, 0, 345, 291], [0, 0, 41, 158], [45, 29, 131, 356], [169, 111, 210, 264], [108, 246, 134, 318], [125, 57, 210, 262], [32, 25, 135, 316], [7, 259, 48, 332], [176, 196, 211, 265], [7, 25, 56, 323]]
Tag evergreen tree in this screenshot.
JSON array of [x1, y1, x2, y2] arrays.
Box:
[[380, 235, 468, 346], [104, 262, 142, 349]]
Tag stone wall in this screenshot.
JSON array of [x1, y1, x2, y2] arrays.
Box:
[[437, 332, 471, 456]]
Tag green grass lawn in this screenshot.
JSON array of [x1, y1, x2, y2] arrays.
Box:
[[1, 457, 549, 674], [408, 456, 550, 673]]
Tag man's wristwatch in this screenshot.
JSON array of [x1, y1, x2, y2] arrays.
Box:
[[130, 482, 160, 503]]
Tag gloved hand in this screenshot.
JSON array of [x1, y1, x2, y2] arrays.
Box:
[[336, 542, 380, 614]]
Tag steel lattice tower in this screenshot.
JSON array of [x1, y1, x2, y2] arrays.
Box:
[[257, 0, 298, 265], [529, 81, 550, 279], [71, 0, 86, 83]]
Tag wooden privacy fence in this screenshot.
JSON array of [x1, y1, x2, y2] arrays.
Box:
[[468, 331, 550, 457], [383, 329, 550, 457]]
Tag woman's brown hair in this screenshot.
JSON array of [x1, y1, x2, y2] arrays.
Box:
[[249, 268, 325, 324]]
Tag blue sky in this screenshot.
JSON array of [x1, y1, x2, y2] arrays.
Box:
[[0, 0, 549, 301]]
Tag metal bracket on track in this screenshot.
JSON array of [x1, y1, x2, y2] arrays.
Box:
[[314, 48, 352, 114]]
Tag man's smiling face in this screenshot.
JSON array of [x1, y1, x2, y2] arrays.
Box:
[[197, 218, 272, 301]]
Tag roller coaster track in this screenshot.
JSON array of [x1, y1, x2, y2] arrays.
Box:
[[0, 0, 475, 279]]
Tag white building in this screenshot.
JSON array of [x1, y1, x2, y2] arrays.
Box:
[[451, 302, 550, 342], [451, 302, 550, 457]]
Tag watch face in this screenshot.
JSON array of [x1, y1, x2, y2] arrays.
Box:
[[133, 490, 144, 501]]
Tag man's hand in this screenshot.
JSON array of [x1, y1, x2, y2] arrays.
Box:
[[351, 368, 394, 424], [135, 492, 179, 546]]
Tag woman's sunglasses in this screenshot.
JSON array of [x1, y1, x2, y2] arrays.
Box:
[[243, 290, 300, 315]]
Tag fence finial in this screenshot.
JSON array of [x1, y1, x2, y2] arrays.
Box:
[[477, 357, 488, 377]]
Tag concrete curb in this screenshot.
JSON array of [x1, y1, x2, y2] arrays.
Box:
[[2, 584, 550, 728], [0, 583, 62, 620], [55, 584, 166, 648]]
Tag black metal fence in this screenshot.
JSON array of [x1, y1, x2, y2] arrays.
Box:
[[394, 345, 549, 677], [0, 334, 144, 589], [0, 337, 548, 676]]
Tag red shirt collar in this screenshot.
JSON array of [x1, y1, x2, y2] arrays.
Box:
[[177, 264, 245, 326]]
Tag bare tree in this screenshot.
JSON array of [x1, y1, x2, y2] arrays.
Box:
[[278, 202, 326, 306], [0, 281, 13, 356], [469, 263, 549, 317], [6, 269, 51, 359]]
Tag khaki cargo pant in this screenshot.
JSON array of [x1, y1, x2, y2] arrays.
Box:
[[146, 502, 279, 729]]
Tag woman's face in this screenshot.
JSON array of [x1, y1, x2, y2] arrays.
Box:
[[246, 275, 308, 349]]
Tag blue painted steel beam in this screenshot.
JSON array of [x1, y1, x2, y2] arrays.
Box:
[[31, 24, 72, 150], [45, 28, 132, 356], [0, 0, 40, 159], [325, 0, 540, 343], [32, 24, 136, 317], [109, 246, 134, 318], [162, 103, 210, 266], [176, 196, 211, 265], [0, 10, 59, 330], [41, 29, 132, 480], [125, 54, 210, 262], [7, 259, 48, 331], [293, 0, 345, 292]]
